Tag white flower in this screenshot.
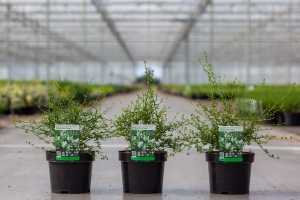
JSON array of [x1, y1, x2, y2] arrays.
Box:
[[203, 144, 211, 150], [225, 143, 230, 150]]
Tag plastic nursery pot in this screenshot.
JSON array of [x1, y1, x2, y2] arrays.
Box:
[[14, 106, 40, 115], [46, 151, 94, 194], [119, 150, 167, 194], [283, 112, 300, 126], [264, 112, 284, 125], [206, 152, 255, 195]]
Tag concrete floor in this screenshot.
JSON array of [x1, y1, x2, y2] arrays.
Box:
[[0, 92, 300, 200]]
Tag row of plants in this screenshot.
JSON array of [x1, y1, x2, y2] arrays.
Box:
[[18, 58, 277, 195], [245, 85, 300, 125], [160, 83, 300, 126], [0, 80, 136, 115], [160, 83, 245, 99]]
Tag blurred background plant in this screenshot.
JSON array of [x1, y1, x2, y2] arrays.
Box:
[[0, 80, 137, 115]]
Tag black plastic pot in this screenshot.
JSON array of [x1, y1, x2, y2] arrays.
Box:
[[14, 106, 40, 115], [264, 112, 284, 125], [119, 150, 167, 194], [206, 152, 255, 194], [283, 112, 300, 126], [46, 151, 94, 194]]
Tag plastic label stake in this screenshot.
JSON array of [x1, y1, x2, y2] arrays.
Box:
[[130, 124, 156, 162], [218, 126, 244, 163], [55, 124, 81, 161]]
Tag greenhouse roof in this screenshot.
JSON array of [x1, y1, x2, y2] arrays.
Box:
[[0, 0, 299, 66]]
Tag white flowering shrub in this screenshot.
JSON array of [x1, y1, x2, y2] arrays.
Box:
[[114, 65, 185, 154], [185, 55, 277, 158], [18, 86, 110, 158]]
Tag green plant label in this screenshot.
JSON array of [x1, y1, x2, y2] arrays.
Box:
[[219, 152, 243, 163], [218, 126, 244, 163], [55, 124, 81, 161], [130, 124, 156, 162]]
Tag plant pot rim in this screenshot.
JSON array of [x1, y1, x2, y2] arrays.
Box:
[[119, 150, 167, 162], [205, 151, 255, 163], [283, 112, 300, 115], [46, 150, 95, 163]]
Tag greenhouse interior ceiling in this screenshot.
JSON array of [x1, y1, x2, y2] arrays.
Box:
[[0, 0, 299, 84]]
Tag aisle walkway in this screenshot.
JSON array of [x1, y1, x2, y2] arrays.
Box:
[[0, 92, 300, 200]]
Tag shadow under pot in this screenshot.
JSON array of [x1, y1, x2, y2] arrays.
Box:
[[46, 151, 94, 194], [119, 150, 167, 194], [283, 112, 300, 126], [206, 152, 255, 195]]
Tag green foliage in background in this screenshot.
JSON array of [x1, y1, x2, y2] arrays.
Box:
[[160, 83, 300, 116], [245, 85, 299, 113], [56, 81, 93, 104], [160, 84, 245, 99], [0, 80, 136, 115], [114, 65, 185, 154], [0, 81, 47, 113]]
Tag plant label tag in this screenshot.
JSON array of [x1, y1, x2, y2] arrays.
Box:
[[218, 126, 244, 163], [219, 152, 243, 163], [55, 124, 81, 161], [130, 124, 156, 162]]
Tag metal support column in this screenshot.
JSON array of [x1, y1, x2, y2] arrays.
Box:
[[46, 0, 51, 82], [82, 0, 88, 83], [6, 4, 12, 81], [99, 59, 104, 84], [163, 64, 170, 83], [246, 0, 252, 84], [99, 14, 105, 84], [164, 65, 168, 84], [185, 36, 190, 84], [209, 2, 215, 62], [288, 0, 293, 83], [169, 63, 173, 83], [34, 26, 40, 80], [6, 4, 14, 116]]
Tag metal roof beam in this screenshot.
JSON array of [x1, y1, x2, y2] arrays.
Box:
[[1, 1, 290, 6], [0, 45, 53, 63], [11, 43, 81, 63], [1, 10, 293, 16], [215, 7, 293, 59], [163, 0, 211, 67], [91, 0, 135, 65], [5, 18, 299, 23], [1, 2, 105, 63], [0, 40, 83, 63]]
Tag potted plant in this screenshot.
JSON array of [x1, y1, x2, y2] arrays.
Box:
[[280, 85, 300, 126], [114, 66, 184, 194], [186, 56, 277, 194], [18, 86, 109, 194]]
